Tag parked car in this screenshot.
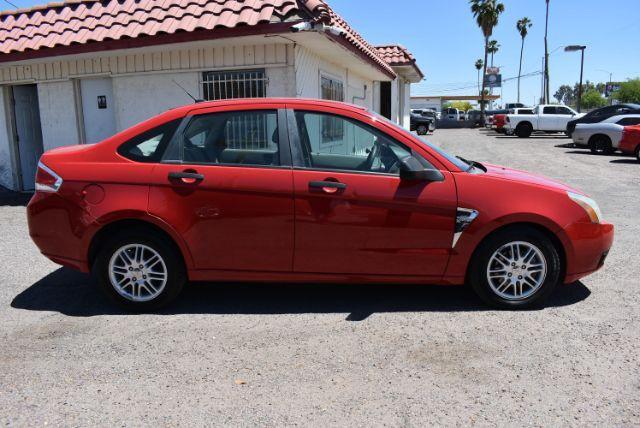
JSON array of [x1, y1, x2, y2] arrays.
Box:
[[572, 114, 640, 154], [28, 98, 614, 310], [505, 104, 584, 138], [410, 110, 436, 135], [618, 125, 640, 162], [566, 103, 640, 137], [498, 108, 535, 135], [505, 102, 528, 110], [442, 108, 462, 121], [467, 110, 483, 127]]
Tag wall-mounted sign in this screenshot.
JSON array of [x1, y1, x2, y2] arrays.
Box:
[[97, 95, 107, 109], [484, 73, 502, 88]]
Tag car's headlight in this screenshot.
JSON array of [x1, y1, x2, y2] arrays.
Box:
[[567, 191, 602, 223]]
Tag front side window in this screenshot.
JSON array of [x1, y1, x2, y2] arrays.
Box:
[[118, 119, 180, 162], [180, 110, 279, 166], [202, 69, 267, 101], [557, 106, 574, 115], [293, 111, 432, 175], [543, 106, 557, 114]]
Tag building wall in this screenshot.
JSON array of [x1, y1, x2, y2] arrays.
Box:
[[294, 46, 374, 110], [37, 80, 80, 150]]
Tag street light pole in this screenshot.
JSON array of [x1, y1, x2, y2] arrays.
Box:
[[598, 69, 613, 105], [565, 45, 587, 112]]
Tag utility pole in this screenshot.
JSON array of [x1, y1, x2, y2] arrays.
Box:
[[544, 0, 550, 104], [565, 45, 586, 112]]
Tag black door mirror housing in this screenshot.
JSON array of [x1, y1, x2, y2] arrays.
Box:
[[399, 156, 445, 182]]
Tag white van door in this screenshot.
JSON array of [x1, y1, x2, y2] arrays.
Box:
[[80, 78, 117, 144]]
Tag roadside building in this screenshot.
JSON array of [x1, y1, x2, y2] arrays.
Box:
[[0, 0, 423, 191]]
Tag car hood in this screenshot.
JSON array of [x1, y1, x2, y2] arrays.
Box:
[[482, 163, 583, 194]]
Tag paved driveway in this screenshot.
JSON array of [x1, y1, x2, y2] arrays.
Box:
[[1, 128, 638, 426]]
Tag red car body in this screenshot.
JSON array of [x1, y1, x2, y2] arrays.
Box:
[[27, 98, 613, 307], [493, 114, 507, 133], [619, 125, 640, 160]]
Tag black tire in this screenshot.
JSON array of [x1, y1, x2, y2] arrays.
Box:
[[416, 125, 428, 135], [468, 226, 562, 309], [636, 146, 640, 163], [93, 231, 186, 311], [515, 123, 533, 138], [589, 135, 614, 155]]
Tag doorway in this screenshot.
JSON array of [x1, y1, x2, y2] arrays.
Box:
[[380, 81, 391, 120], [10, 84, 44, 191], [80, 77, 116, 144]]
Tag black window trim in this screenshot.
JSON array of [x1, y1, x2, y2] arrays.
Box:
[[285, 108, 435, 177], [117, 119, 182, 163], [160, 108, 293, 169]]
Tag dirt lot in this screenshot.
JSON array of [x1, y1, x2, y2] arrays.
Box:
[[1, 128, 638, 426]]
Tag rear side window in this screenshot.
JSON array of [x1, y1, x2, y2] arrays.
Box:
[[617, 117, 640, 126], [118, 119, 181, 163], [180, 110, 280, 166]]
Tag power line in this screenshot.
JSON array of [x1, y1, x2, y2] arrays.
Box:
[[1, 0, 18, 8]]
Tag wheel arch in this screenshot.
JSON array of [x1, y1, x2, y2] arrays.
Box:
[[87, 214, 194, 272], [464, 220, 569, 285]]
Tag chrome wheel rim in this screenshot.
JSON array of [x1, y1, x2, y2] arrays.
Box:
[[108, 244, 167, 302], [486, 241, 547, 301]]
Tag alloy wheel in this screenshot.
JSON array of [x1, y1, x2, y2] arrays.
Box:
[[486, 241, 547, 301], [108, 244, 168, 302]]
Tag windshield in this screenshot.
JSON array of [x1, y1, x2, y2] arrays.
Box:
[[371, 112, 472, 171]]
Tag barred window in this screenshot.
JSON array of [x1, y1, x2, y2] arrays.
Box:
[[202, 69, 268, 101], [320, 76, 345, 144]]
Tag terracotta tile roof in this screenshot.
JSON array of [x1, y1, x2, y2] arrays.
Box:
[[375, 44, 423, 79], [0, 0, 396, 76]]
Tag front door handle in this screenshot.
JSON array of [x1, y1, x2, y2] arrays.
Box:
[[168, 171, 204, 184], [309, 180, 347, 194]]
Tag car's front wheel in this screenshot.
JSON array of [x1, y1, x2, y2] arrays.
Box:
[[469, 227, 562, 309], [94, 232, 186, 311], [416, 124, 428, 135], [636, 146, 640, 162]]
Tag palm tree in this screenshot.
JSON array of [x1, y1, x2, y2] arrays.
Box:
[[470, 0, 505, 118], [487, 40, 500, 67], [516, 17, 533, 103], [475, 59, 484, 94]]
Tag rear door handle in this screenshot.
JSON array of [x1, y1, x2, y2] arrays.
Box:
[[168, 171, 204, 184], [309, 180, 347, 194]]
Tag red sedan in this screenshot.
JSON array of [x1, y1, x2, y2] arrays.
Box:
[[619, 125, 640, 161], [27, 99, 614, 310]]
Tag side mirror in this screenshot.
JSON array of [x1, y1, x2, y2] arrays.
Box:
[[399, 156, 445, 182]]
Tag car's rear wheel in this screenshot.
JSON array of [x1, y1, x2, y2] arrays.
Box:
[[635, 146, 640, 162], [416, 125, 428, 135], [94, 232, 186, 311], [515, 123, 532, 138], [589, 135, 614, 155], [469, 227, 562, 309]]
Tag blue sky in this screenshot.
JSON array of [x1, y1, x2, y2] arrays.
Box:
[[328, 0, 640, 105], [5, 0, 640, 106]]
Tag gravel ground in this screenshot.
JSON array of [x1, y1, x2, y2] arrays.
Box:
[[0, 128, 638, 426]]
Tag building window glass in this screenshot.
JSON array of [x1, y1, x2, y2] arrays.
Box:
[[320, 75, 345, 144], [202, 69, 268, 101]]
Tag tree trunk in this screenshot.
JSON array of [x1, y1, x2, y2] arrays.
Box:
[[481, 36, 489, 120], [517, 37, 524, 103], [477, 69, 480, 95]]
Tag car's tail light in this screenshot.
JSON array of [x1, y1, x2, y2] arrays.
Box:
[[506, 116, 510, 123], [35, 161, 63, 193]]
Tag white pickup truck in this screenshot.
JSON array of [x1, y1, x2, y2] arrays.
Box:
[[505, 104, 585, 138]]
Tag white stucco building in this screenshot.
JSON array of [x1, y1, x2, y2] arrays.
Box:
[[0, 0, 423, 191]]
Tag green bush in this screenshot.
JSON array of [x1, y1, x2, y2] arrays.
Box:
[[581, 89, 606, 109], [613, 78, 640, 103]]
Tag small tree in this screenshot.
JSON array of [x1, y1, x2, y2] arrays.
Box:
[[613, 78, 640, 103], [475, 59, 484, 94], [554, 85, 574, 105], [487, 40, 500, 67], [516, 17, 532, 103], [581, 89, 606, 109]]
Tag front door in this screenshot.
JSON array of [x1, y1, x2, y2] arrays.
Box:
[[80, 77, 117, 144], [288, 108, 457, 278], [12, 85, 44, 191], [147, 106, 295, 273]]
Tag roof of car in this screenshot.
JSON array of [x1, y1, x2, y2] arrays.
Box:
[[166, 97, 370, 115]]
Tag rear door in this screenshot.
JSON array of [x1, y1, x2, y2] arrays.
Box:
[[147, 104, 295, 273], [286, 105, 457, 278]]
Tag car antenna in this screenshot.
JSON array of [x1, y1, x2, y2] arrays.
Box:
[[172, 79, 204, 103]]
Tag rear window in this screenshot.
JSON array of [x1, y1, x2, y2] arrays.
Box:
[[118, 119, 181, 163]]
